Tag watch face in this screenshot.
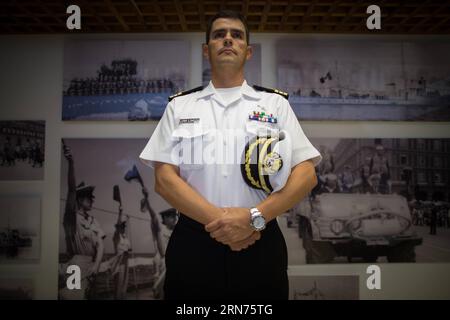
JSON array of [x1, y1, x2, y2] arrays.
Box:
[[253, 216, 265, 229]]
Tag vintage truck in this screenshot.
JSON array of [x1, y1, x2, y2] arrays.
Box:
[[296, 193, 422, 263]]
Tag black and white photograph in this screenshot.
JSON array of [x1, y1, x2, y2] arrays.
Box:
[[62, 40, 190, 121], [288, 274, 359, 300], [202, 43, 261, 87], [59, 139, 175, 300], [0, 121, 45, 180], [280, 138, 450, 264], [0, 195, 41, 262], [0, 278, 34, 300], [277, 39, 450, 121]]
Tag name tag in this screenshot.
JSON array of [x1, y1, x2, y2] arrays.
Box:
[[179, 118, 200, 124]]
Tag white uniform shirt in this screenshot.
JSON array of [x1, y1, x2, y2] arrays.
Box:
[[74, 212, 105, 258], [140, 80, 321, 208]]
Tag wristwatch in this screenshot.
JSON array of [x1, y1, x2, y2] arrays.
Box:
[[250, 207, 266, 231]]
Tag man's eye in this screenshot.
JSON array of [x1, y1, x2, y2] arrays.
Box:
[[213, 31, 226, 39], [232, 31, 243, 39]]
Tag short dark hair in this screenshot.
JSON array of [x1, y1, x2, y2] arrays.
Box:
[[206, 10, 249, 44]]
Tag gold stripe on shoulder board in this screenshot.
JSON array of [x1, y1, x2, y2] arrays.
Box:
[[273, 89, 288, 96]]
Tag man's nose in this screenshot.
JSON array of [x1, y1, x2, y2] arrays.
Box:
[[223, 31, 233, 46]]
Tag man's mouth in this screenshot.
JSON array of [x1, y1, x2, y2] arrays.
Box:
[[219, 48, 236, 55]]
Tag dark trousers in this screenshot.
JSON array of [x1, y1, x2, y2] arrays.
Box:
[[163, 214, 289, 300]]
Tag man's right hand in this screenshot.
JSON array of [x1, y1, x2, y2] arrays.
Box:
[[228, 231, 261, 252], [63, 145, 73, 161]]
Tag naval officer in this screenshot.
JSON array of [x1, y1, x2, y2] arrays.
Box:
[[140, 10, 321, 300]]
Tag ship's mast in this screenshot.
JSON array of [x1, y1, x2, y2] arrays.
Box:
[[401, 42, 408, 100], [335, 60, 342, 98]]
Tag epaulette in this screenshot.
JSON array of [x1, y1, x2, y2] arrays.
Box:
[[168, 86, 204, 102], [252, 85, 289, 100]]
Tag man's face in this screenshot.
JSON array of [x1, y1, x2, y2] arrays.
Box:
[[376, 147, 384, 156], [203, 18, 252, 69], [371, 177, 380, 188], [78, 196, 94, 211], [163, 216, 177, 230]]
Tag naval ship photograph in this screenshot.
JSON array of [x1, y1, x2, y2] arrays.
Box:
[[62, 40, 189, 121], [277, 39, 450, 121]]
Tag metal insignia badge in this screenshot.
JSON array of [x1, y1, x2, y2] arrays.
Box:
[[263, 152, 283, 175]]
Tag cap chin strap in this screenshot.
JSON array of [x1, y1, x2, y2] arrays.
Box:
[[244, 137, 267, 189], [258, 137, 277, 194]]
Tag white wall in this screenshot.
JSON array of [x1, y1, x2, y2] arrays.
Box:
[[0, 32, 449, 299]]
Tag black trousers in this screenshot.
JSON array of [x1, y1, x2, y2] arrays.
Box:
[[163, 213, 289, 300]]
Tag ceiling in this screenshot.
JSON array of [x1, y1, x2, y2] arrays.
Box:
[[1, 0, 450, 35]]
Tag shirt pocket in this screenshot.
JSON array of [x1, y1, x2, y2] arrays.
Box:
[[172, 124, 210, 170], [245, 120, 280, 138]]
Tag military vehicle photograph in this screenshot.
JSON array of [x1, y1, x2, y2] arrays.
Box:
[[280, 138, 450, 264]]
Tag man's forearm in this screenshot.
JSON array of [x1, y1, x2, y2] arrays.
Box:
[[94, 241, 104, 271], [154, 162, 223, 225], [67, 159, 76, 192], [257, 160, 317, 222]]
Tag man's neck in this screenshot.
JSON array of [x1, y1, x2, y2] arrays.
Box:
[[77, 208, 90, 218], [211, 68, 245, 88]]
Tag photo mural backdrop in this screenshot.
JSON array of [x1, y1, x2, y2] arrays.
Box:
[[276, 39, 450, 121], [0, 195, 41, 262], [0, 278, 34, 300], [59, 138, 171, 300], [58, 137, 450, 299], [62, 40, 190, 121], [288, 274, 359, 300], [0, 121, 45, 181], [280, 138, 450, 265]]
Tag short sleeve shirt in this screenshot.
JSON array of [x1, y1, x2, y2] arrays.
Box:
[[140, 80, 321, 208], [73, 212, 106, 258]]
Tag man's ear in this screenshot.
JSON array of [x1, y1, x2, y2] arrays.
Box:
[[246, 45, 253, 61], [202, 43, 209, 60]]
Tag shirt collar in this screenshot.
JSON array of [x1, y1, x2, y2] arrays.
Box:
[[196, 80, 261, 101], [196, 81, 215, 99], [241, 80, 261, 100]]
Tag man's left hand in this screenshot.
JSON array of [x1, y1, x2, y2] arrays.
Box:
[[205, 207, 254, 245]]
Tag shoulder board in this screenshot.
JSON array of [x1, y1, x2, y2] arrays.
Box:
[[252, 85, 289, 100], [168, 86, 204, 102]]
